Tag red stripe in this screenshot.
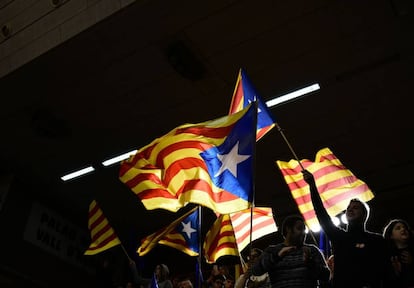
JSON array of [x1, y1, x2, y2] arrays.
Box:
[[164, 157, 207, 185], [88, 202, 99, 218], [119, 143, 157, 177], [175, 125, 234, 139], [292, 176, 361, 205], [206, 218, 234, 256], [229, 76, 243, 114], [136, 188, 177, 200], [162, 234, 187, 247], [88, 233, 118, 251], [91, 223, 112, 242], [234, 218, 275, 243], [156, 140, 211, 167], [206, 230, 236, 257], [177, 179, 240, 202], [89, 213, 105, 231], [281, 166, 352, 191], [299, 184, 370, 220], [125, 171, 163, 191]]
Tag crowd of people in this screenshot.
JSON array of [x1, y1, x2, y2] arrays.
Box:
[[97, 170, 413, 288]]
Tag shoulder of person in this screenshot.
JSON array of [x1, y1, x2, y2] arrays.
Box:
[[366, 231, 385, 240], [303, 243, 320, 250], [264, 244, 283, 251]]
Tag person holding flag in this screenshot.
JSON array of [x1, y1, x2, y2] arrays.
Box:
[[302, 169, 387, 288]]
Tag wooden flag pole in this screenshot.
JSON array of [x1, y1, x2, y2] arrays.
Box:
[[275, 123, 305, 171]]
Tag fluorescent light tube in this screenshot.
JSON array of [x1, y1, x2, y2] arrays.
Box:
[[101, 150, 137, 167], [266, 83, 320, 107], [61, 166, 95, 181]]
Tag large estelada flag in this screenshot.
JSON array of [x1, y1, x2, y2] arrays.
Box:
[[276, 147, 375, 230], [229, 68, 275, 141], [137, 207, 199, 256], [230, 207, 277, 252], [119, 104, 256, 214], [84, 200, 121, 255]]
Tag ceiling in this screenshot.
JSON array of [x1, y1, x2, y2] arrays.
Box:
[[1, 0, 413, 257]]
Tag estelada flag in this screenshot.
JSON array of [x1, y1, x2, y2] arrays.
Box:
[[137, 207, 199, 256], [229, 68, 275, 141], [276, 147, 374, 230], [119, 104, 256, 214]]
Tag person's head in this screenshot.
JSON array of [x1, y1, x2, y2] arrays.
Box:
[[345, 198, 369, 226], [247, 248, 263, 264], [281, 215, 306, 245], [217, 264, 229, 276], [223, 276, 234, 288], [212, 275, 225, 288], [383, 218, 412, 247], [155, 264, 170, 281], [178, 279, 193, 288]]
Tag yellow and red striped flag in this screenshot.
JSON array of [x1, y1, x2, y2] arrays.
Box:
[[203, 214, 239, 264], [276, 147, 374, 231], [119, 104, 256, 214], [84, 200, 121, 255], [230, 207, 278, 252]]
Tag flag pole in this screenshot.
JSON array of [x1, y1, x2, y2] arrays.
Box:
[[248, 101, 259, 255], [119, 243, 132, 262], [196, 205, 203, 288], [275, 122, 305, 171]]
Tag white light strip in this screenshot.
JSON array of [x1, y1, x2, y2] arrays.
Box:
[[265, 83, 320, 108], [101, 150, 137, 167], [61, 166, 95, 181]]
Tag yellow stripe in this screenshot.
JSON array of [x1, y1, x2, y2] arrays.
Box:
[[90, 217, 111, 236], [89, 208, 103, 226]]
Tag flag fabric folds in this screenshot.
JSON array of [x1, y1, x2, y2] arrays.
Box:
[[119, 104, 256, 214], [151, 273, 159, 288], [229, 68, 275, 141], [230, 207, 278, 252], [276, 147, 375, 230], [84, 200, 121, 255], [203, 207, 277, 263], [203, 214, 239, 264], [137, 207, 199, 256]]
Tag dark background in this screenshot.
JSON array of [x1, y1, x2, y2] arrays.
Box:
[[1, 0, 413, 287]]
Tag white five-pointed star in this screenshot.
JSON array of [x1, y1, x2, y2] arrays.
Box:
[[214, 141, 251, 178], [181, 221, 196, 238]]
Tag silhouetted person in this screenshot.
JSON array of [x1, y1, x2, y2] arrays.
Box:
[[383, 218, 414, 288], [251, 215, 330, 288], [235, 248, 270, 288], [303, 170, 387, 288]]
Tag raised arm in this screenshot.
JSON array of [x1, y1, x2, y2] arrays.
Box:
[[302, 170, 338, 237]]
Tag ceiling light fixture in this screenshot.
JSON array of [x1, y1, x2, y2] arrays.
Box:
[[101, 150, 137, 167], [61, 166, 95, 181], [265, 83, 320, 108]]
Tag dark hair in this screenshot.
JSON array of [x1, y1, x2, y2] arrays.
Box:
[[348, 198, 370, 223], [383, 219, 412, 240], [246, 248, 263, 261], [281, 215, 304, 237]]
